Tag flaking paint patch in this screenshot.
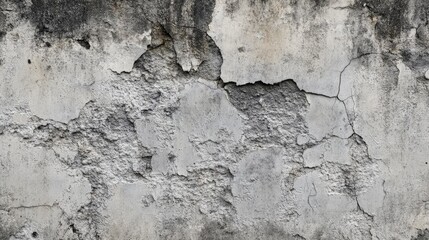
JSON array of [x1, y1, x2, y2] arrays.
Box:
[[0, 24, 97, 123]]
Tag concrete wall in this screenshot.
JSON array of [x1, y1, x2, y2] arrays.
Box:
[[1, 0, 429, 239]]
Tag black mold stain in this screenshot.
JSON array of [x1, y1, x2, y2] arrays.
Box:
[[351, 0, 429, 70], [191, 0, 215, 51], [25, 0, 218, 75], [0, 9, 6, 40], [375, 0, 410, 39], [98, 0, 219, 74], [412, 229, 429, 240], [163, 0, 217, 71], [400, 49, 429, 69], [357, 0, 411, 40], [193, 0, 215, 30], [312, 0, 328, 8], [30, 0, 96, 36]]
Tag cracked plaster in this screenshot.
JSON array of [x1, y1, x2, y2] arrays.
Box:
[[1, 0, 429, 239]]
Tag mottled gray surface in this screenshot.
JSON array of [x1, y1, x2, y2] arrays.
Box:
[[1, 0, 429, 239]]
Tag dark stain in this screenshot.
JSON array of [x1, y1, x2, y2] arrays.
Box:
[[400, 49, 429, 71], [28, 0, 154, 38], [158, 0, 218, 74], [312, 0, 327, 8], [250, 0, 269, 6], [193, 0, 215, 30], [349, 0, 429, 70], [30, 0, 96, 36], [70, 224, 78, 233], [378, 54, 400, 92], [27, 59, 31, 64], [76, 37, 91, 49], [159, 218, 189, 240], [413, 0, 429, 26], [412, 229, 429, 240], [198, 221, 234, 240], [0, 221, 14, 240], [225, 0, 240, 14], [173, 0, 215, 54], [25, 0, 217, 77], [246, 223, 308, 240], [262, 223, 290, 239], [342, 168, 357, 197], [172, 0, 186, 27], [376, 0, 409, 39], [401, 49, 413, 63], [0, 11, 5, 40], [31, 231, 38, 238], [164, 105, 179, 117], [356, 0, 410, 40]]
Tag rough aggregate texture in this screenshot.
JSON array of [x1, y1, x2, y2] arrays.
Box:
[[1, 0, 429, 239]]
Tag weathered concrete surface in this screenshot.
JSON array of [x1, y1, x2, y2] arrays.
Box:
[[1, 0, 429, 239]]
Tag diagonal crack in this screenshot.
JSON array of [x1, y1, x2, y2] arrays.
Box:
[[337, 52, 379, 98]]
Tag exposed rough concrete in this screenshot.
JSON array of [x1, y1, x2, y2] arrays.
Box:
[[1, 0, 429, 239]]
